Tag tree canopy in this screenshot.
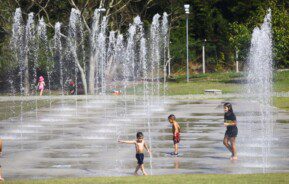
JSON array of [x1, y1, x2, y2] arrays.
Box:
[[0, 0, 289, 84]]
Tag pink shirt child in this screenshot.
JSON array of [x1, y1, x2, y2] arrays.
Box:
[[38, 76, 45, 91]]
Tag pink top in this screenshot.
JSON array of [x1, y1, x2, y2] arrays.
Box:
[[38, 81, 44, 90]]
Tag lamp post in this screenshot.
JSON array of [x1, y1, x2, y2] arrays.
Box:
[[202, 39, 206, 74], [184, 4, 190, 82], [98, 8, 106, 12], [236, 48, 239, 73]]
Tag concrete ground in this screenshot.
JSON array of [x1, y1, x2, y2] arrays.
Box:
[[0, 95, 289, 179]]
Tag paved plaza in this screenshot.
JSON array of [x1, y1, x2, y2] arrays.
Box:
[[0, 96, 289, 179]]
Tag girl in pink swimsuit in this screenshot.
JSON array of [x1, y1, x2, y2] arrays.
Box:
[[38, 76, 45, 96]]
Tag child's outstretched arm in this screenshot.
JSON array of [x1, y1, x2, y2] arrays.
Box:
[[144, 142, 151, 155], [118, 140, 135, 144]]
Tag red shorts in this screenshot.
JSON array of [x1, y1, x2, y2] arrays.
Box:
[[173, 133, 180, 144]]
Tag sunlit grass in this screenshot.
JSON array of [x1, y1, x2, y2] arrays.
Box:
[[5, 173, 289, 184]]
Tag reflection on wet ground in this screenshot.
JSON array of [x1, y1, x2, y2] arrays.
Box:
[[0, 97, 289, 179]]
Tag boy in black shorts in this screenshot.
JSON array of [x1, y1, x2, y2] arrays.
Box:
[[118, 132, 151, 175]]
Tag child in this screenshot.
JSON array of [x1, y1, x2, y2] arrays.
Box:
[[0, 138, 3, 181], [0, 167, 3, 181], [118, 132, 151, 175], [223, 102, 238, 160], [68, 81, 75, 95], [37, 76, 45, 96], [0, 139, 2, 157], [168, 114, 180, 155]]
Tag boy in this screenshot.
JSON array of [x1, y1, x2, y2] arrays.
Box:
[[168, 114, 180, 155], [0, 138, 3, 181], [118, 132, 151, 175]]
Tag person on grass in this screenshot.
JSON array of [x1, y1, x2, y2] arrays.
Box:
[[37, 76, 45, 96]]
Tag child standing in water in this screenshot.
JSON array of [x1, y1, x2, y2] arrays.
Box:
[[118, 132, 151, 175], [223, 102, 238, 160], [0, 138, 3, 181], [37, 76, 45, 96], [168, 114, 181, 155]]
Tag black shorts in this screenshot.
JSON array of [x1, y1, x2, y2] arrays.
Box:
[[136, 153, 144, 165], [225, 126, 238, 137]]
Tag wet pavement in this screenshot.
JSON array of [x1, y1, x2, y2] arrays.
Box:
[[0, 96, 289, 179]]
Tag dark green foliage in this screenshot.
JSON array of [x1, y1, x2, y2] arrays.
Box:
[[0, 0, 289, 87]]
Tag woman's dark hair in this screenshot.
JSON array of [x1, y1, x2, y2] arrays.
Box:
[[223, 102, 234, 113], [168, 114, 176, 120], [136, 132, 143, 138]]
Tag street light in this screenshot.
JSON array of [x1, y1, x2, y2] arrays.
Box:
[[97, 8, 106, 13], [184, 4, 190, 82], [235, 48, 239, 73], [202, 39, 206, 74]]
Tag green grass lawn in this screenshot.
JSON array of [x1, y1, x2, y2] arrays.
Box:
[[0, 71, 288, 121], [0, 99, 57, 121], [166, 70, 289, 95], [164, 71, 289, 110], [5, 173, 289, 184], [273, 70, 289, 92], [166, 82, 242, 95], [274, 97, 289, 111]]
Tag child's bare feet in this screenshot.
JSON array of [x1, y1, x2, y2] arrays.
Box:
[[143, 171, 148, 176], [0, 177, 4, 181], [232, 156, 238, 160], [134, 172, 138, 176]]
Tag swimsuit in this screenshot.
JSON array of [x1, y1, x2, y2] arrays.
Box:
[[136, 153, 144, 165], [38, 85, 44, 90], [173, 132, 180, 144], [38, 82, 44, 90], [224, 112, 238, 137]]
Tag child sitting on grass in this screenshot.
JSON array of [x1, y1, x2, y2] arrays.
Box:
[[118, 132, 151, 175]]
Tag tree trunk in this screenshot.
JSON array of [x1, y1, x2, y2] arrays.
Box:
[[88, 0, 104, 94], [75, 54, 87, 95], [70, 47, 88, 95], [24, 52, 30, 95], [88, 55, 96, 94]]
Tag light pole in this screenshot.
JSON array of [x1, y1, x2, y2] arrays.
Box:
[[97, 8, 106, 12], [184, 4, 190, 82], [235, 48, 239, 73], [202, 39, 206, 74]]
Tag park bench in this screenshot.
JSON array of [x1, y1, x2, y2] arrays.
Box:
[[204, 89, 222, 95]]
